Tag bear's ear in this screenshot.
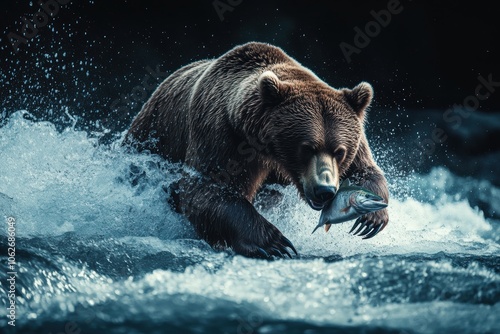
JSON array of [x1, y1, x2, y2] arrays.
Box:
[[258, 71, 286, 104], [343, 82, 373, 118]]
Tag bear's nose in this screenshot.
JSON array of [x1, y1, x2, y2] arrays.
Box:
[[314, 185, 337, 205]]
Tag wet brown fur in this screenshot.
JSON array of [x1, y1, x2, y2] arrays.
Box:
[[124, 42, 389, 257]]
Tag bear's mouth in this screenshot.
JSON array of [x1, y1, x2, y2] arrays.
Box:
[[306, 198, 325, 211]]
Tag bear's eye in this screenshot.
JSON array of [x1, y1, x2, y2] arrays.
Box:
[[334, 146, 347, 163], [298, 143, 315, 162]]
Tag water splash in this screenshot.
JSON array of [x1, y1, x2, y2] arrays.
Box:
[[0, 111, 498, 333], [0, 111, 191, 239]]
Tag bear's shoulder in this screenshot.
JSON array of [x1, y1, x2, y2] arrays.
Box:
[[216, 42, 292, 70]]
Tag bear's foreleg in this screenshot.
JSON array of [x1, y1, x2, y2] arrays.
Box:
[[173, 175, 298, 259]]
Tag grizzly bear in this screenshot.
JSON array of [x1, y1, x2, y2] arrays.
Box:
[[124, 42, 389, 258]]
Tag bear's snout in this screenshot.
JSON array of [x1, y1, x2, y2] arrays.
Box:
[[314, 184, 337, 203], [302, 153, 339, 211]]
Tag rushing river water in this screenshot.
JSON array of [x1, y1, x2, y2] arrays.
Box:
[[0, 111, 499, 334]]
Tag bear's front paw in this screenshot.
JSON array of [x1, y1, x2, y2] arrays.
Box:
[[232, 218, 298, 259], [349, 207, 388, 239]]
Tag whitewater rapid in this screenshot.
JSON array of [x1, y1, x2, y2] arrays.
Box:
[[0, 111, 495, 254], [0, 110, 498, 333]]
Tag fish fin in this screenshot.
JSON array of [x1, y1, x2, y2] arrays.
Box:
[[311, 223, 322, 234], [324, 224, 332, 232]]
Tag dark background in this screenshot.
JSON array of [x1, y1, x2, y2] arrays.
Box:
[[1, 0, 498, 123], [0, 0, 499, 188]]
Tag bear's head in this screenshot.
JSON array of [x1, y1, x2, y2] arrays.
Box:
[[256, 70, 373, 210]]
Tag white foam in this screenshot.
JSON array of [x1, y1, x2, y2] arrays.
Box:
[[0, 111, 189, 239], [0, 111, 497, 257], [2, 112, 498, 333], [20, 250, 500, 333]]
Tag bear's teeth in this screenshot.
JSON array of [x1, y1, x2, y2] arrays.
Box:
[[324, 224, 332, 232]]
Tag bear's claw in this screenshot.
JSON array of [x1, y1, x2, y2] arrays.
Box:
[[350, 218, 367, 235], [261, 236, 297, 259], [349, 209, 388, 239], [238, 234, 298, 259], [257, 248, 270, 258], [348, 219, 362, 234], [363, 223, 384, 239], [270, 247, 284, 258], [233, 225, 298, 260], [280, 248, 293, 259], [282, 236, 298, 256], [358, 223, 374, 237]]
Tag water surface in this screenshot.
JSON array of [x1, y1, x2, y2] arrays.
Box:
[[0, 111, 498, 334]]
